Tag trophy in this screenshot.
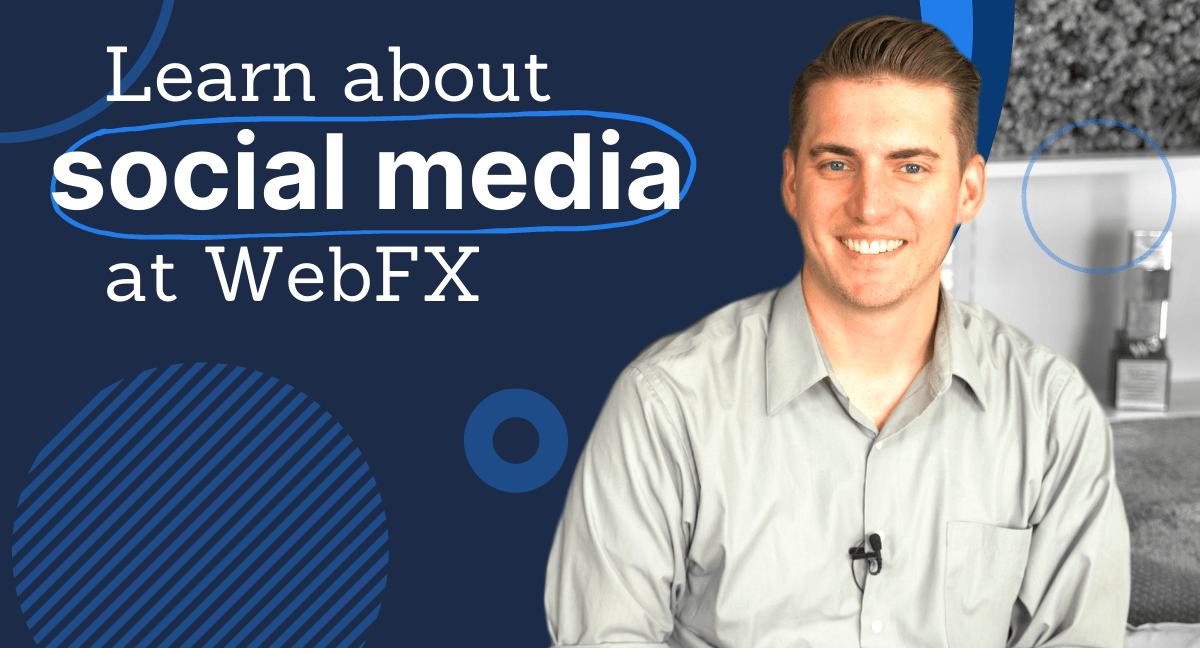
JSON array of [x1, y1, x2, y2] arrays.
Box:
[[1111, 231, 1172, 410]]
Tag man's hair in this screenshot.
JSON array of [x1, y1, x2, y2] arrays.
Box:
[[786, 16, 982, 171]]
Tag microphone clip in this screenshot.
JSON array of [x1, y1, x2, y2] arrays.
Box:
[[848, 533, 884, 575]]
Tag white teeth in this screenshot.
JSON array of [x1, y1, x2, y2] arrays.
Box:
[[842, 239, 904, 255]]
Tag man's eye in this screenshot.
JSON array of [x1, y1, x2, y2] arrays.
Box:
[[903, 163, 923, 174], [826, 161, 846, 171]]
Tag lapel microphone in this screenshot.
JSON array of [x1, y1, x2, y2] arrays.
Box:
[[848, 532, 884, 575]]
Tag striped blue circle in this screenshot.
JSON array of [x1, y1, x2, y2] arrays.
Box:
[[12, 363, 388, 648]]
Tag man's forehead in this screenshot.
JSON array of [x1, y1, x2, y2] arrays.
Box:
[[802, 78, 957, 152]]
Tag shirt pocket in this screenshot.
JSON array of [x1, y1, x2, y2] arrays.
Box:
[[944, 521, 1032, 648]]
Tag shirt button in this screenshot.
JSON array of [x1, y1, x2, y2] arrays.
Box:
[[872, 620, 884, 633], [874, 441, 883, 450]]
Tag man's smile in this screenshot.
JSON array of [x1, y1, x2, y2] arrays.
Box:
[[838, 238, 907, 255]]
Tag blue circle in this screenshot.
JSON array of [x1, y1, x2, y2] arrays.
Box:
[[1022, 119, 1175, 274], [0, 0, 174, 143], [464, 389, 567, 493]]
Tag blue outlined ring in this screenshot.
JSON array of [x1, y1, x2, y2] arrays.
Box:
[[464, 389, 567, 493], [1021, 119, 1175, 274]]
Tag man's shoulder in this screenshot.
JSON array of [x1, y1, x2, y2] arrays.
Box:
[[950, 296, 1085, 400], [628, 288, 777, 377]]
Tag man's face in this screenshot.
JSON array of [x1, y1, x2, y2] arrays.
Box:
[[782, 78, 985, 311]]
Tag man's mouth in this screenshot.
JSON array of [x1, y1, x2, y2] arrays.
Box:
[[839, 238, 906, 255]]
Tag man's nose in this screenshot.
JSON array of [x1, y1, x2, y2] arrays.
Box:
[[852, 166, 891, 222]]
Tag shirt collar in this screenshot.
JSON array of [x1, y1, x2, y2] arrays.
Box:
[[765, 271, 830, 415], [944, 289, 988, 410], [765, 271, 988, 416]]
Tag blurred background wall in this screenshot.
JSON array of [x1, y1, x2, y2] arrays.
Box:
[[959, 0, 1200, 399], [949, 156, 1200, 396]]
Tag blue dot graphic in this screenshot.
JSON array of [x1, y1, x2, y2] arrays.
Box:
[[12, 363, 388, 648], [465, 389, 567, 493], [1022, 119, 1176, 274]]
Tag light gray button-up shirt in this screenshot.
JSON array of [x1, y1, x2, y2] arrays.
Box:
[[545, 271, 1130, 648]]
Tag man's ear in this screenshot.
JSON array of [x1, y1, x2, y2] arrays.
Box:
[[781, 148, 799, 220], [956, 152, 987, 226]]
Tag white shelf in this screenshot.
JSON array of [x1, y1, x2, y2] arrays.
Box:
[[986, 154, 1200, 179], [1107, 380, 1200, 423]]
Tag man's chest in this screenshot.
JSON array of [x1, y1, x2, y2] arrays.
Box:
[[671, 386, 1042, 646]]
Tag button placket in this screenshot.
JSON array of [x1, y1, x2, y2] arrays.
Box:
[[860, 436, 889, 644]]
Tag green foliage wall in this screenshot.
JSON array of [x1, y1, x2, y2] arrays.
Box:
[[992, 0, 1200, 158]]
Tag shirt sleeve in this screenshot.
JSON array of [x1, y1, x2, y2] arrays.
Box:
[[544, 366, 697, 648], [1010, 363, 1131, 648]]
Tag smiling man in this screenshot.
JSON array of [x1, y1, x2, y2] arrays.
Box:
[[546, 16, 1129, 648]]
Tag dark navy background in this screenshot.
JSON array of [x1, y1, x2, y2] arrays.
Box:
[[0, 1, 1012, 645]]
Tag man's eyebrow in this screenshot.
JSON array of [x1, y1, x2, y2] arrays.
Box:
[[886, 147, 941, 160], [808, 144, 858, 158]]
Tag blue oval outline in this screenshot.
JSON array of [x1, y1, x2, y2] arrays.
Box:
[[49, 110, 697, 239]]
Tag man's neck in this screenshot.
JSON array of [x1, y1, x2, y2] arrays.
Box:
[[800, 270, 940, 429]]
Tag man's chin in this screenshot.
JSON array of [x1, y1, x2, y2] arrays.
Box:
[[802, 263, 933, 312], [833, 283, 910, 311]]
